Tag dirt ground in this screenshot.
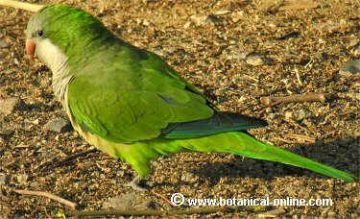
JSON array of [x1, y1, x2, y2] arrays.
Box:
[[0, 0, 359, 218]]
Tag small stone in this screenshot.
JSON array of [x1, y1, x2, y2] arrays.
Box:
[[318, 38, 326, 44], [0, 174, 7, 185], [14, 58, 19, 65], [231, 11, 244, 23], [31, 119, 39, 125], [246, 54, 265, 66], [293, 109, 311, 121], [341, 59, 360, 74], [30, 181, 39, 188], [349, 38, 359, 47], [0, 97, 20, 117], [267, 113, 276, 120], [285, 111, 293, 120], [102, 193, 157, 210], [44, 117, 72, 133], [15, 174, 28, 185], [265, 107, 273, 113], [268, 23, 277, 28], [0, 40, 9, 48], [153, 48, 165, 57], [183, 21, 192, 28], [190, 14, 219, 26], [224, 48, 248, 60], [142, 19, 150, 26], [190, 15, 207, 26], [214, 9, 231, 15], [181, 172, 199, 183], [353, 44, 360, 56]]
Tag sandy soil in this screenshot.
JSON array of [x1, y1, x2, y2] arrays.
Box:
[[0, 0, 359, 218]]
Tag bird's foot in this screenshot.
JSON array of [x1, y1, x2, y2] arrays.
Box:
[[126, 175, 147, 191]]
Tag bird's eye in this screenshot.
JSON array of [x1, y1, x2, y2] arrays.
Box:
[[37, 30, 44, 37]]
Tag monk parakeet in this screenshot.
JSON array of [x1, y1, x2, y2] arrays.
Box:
[[24, 4, 354, 189]]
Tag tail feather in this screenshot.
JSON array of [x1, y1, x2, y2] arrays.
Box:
[[225, 133, 355, 182], [153, 132, 356, 182]]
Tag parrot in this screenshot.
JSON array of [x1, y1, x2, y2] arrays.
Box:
[[23, 4, 354, 189]]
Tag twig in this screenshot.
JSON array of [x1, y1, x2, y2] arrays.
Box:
[[260, 93, 328, 106], [285, 133, 316, 144], [150, 190, 174, 207], [72, 207, 234, 217], [295, 70, 303, 86], [0, 0, 44, 12], [271, 137, 295, 145], [14, 189, 77, 210]]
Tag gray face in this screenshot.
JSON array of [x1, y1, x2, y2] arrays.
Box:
[[26, 13, 72, 103], [25, 13, 69, 75], [26, 14, 44, 40], [25, 13, 49, 60]]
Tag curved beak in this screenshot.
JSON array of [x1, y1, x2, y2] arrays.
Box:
[[26, 39, 36, 58]]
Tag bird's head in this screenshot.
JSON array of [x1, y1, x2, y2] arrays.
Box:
[[25, 4, 112, 68]]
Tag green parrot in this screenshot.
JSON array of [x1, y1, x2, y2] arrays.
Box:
[[24, 4, 354, 189]]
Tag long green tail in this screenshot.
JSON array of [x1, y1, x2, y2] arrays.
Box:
[[122, 132, 355, 181]]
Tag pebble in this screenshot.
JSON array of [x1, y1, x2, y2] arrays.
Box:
[[13, 58, 20, 66], [183, 21, 192, 28], [190, 14, 219, 26], [353, 44, 360, 56], [181, 172, 199, 183], [0, 97, 20, 117], [285, 111, 293, 120], [15, 174, 28, 186], [190, 15, 208, 26], [102, 193, 157, 210], [341, 59, 360, 74], [246, 54, 265, 66], [44, 117, 72, 133], [285, 109, 310, 121], [348, 38, 358, 47], [0, 39, 9, 48], [224, 49, 248, 60], [214, 9, 231, 15], [293, 109, 310, 121], [0, 174, 6, 185], [231, 11, 244, 23]]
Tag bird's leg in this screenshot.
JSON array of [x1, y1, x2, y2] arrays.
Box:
[[126, 175, 147, 191]]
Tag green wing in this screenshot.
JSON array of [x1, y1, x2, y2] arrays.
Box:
[[68, 43, 213, 143], [67, 42, 266, 143]]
